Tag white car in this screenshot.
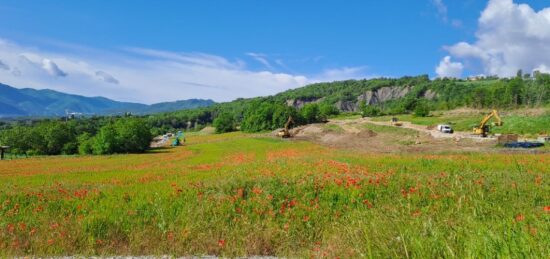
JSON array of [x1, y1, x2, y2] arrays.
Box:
[[437, 124, 454, 134]]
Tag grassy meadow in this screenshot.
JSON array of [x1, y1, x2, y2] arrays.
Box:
[[0, 132, 549, 257]]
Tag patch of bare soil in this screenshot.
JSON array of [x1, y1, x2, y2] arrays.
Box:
[[200, 126, 216, 134], [285, 118, 498, 154]]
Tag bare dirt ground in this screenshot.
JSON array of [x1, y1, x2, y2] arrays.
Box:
[[362, 118, 495, 141], [282, 117, 500, 153]]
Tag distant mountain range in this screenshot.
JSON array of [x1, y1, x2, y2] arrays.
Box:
[[0, 83, 215, 117]]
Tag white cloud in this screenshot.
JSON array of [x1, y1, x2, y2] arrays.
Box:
[[441, 0, 550, 77], [95, 71, 119, 84], [534, 64, 550, 73], [313, 66, 370, 82], [436, 56, 464, 78], [0, 59, 9, 70], [42, 59, 67, 77], [11, 68, 21, 77], [0, 38, 369, 103]]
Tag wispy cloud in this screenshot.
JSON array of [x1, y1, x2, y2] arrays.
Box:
[[246, 52, 274, 70], [430, 0, 462, 28], [0, 38, 372, 103], [432, 0, 448, 22], [128, 47, 246, 70], [309, 66, 374, 83], [95, 71, 119, 84]]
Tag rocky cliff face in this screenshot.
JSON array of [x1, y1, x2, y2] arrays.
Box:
[[286, 97, 323, 109], [357, 86, 413, 105], [423, 89, 437, 100], [335, 100, 357, 112], [285, 86, 437, 112]]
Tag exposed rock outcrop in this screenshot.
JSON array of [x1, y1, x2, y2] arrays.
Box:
[[286, 97, 323, 109], [357, 86, 413, 105], [285, 86, 438, 113], [335, 101, 357, 112], [423, 89, 437, 100]]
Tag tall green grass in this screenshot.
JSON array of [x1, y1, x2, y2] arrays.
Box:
[[0, 134, 548, 257]]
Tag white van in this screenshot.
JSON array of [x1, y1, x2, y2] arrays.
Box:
[[437, 124, 454, 134]]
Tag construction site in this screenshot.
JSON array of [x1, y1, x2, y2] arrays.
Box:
[[272, 109, 549, 153]]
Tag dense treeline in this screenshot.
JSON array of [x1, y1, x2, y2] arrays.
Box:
[[147, 72, 550, 133], [239, 101, 338, 132], [2, 72, 550, 156], [0, 117, 151, 156]]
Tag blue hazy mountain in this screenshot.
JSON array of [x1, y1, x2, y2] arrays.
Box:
[[0, 83, 215, 117]]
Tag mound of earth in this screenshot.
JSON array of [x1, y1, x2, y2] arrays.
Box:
[[199, 126, 216, 134]]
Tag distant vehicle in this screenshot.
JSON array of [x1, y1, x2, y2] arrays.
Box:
[[437, 124, 454, 134]]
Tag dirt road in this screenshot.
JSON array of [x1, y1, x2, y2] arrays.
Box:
[[361, 117, 495, 141]]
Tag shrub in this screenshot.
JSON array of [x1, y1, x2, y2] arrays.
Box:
[[77, 133, 94, 155], [114, 118, 152, 153], [319, 103, 340, 119], [414, 101, 431, 117], [362, 106, 381, 117], [92, 123, 119, 155], [213, 112, 236, 133], [301, 103, 320, 124]]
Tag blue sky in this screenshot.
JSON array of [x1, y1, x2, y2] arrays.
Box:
[[0, 0, 549, 103]]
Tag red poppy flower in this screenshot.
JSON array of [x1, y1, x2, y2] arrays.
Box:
[[515, 214, 525, 222]]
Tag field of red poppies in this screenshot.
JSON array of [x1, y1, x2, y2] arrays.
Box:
[[0, 132, 549, 257]]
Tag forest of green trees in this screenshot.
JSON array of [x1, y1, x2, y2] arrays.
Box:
[[143, 72, 550, 133], [1, 72, 549, 156], [0, 117, 151, 156]]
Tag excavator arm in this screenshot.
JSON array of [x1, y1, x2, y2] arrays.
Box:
[[284, 116, 294, 131], [478, 113, 493, 129], [278, 116, 294, 138], [492, 110, 503, 126], [474, 109, 503, 137], [478, 110, 503, 129]]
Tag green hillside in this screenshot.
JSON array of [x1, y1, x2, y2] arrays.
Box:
[[150, 73, 550, 133]]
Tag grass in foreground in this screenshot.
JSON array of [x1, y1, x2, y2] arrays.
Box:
[[0, 132, 549, 257]]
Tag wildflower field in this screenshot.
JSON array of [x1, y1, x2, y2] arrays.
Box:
[[0, 132, 549, 257]]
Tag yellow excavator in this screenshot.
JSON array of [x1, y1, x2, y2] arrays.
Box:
[[277, 116, 294, 138], [391, 117, 403, 127], [473, 109, 503, 137]]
